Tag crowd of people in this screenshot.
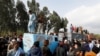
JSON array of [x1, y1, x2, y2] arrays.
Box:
[[0, 33, 100, 56], [70, 24, 89, 34], [0, 33, 23, 56]]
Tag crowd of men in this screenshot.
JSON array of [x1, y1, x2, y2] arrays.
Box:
[[0, 33, 100, 56]]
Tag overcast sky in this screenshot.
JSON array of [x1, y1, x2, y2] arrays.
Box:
[[15, 0, 100, 34]]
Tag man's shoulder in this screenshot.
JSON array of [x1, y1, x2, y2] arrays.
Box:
[[32, 13, 36, 16]]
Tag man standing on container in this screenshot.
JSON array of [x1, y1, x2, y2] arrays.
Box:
[[28, 10, 36, 33]]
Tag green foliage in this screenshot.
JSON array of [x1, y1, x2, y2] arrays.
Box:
[[0, 29, 25, 36], [43, 6, 49, 16], [0, 0, 16, 32], [49, 11, 60, 25], [16, 0, 29, 32], [48, 11, 68, 33], [27, 0, 40, 15], [94, 34, 100, 39]]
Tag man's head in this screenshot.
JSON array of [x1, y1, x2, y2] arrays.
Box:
[[71, 24, 73, 26], [34, 41, 39, 47], [44, 40, 49, 46], [59, 41, 64, 46], [29, 10, 32, 14], [14, 41, 19, 50], [74, 44, 78, 48], [64, 39, 67, 44], [10, 39, 16, 45]]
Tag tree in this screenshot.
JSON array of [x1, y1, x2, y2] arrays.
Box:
[[0, 0, 16, 32], [16, 0, 29, 32], [42, 6, 49, 16], [61, 18, 68, 32], [94, 34, 100, 39], [48, 11, 61, 33], [48, 11, 68, 33], [27, 0, 40, 15]]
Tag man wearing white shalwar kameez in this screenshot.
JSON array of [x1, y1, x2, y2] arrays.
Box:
[[28, 10, 36, 33]]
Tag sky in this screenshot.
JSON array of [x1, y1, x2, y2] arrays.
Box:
[[15, 0, 100, 34]]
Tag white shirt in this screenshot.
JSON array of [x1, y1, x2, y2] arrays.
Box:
[[97, 52, 100, 56]]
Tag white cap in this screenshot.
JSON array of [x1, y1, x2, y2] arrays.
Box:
[[64, 39, 67, 44], [12, 39, 16, 42], [17, 38, 20, 42]]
